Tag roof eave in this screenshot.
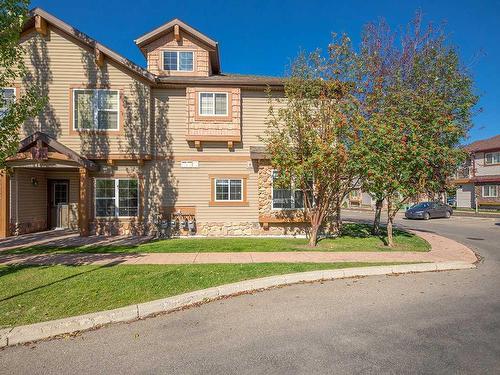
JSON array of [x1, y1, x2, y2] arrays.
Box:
[[134, 18, 218, 49], [27, 8, 155, 83]]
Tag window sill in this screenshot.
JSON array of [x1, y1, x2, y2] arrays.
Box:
[[271, 208, 305, 211], [94, 216, 140, 220], [209, 201, 249, 207], [192, 116, 233, 123], [259, 215, 309, 224], [72, 129, 120, 133]]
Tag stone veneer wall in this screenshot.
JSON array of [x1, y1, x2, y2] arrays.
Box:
[[258, 161, 273, 218], [10, 219, 47, 236], [257, 161, 308, 221], [196, 222, 308, 236], [91, 219, 145, 236]]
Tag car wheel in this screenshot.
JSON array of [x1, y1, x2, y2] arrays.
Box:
[[445, 211, 451, 218], [423, 212, 430, 220]]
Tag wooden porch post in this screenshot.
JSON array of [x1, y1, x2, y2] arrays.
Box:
[[0, 171, 10, 238], [78, 167, 90, 237]]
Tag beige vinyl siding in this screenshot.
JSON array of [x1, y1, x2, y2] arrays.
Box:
[[10, 169, 80, 232], [474, 152, 500, 176], [11, 169, 47, 230], [18, 26, 151, 157], [168, 161, 258, 223], [153, 88, 189, 155], [149, 89, 280, 224], [9, 25, 282, 232], [152, 88, 282, 156]]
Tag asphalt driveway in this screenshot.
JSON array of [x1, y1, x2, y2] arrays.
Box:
[[1, 211, 499, 374]]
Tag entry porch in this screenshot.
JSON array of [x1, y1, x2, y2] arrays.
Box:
[[0, 132, 95, 238]]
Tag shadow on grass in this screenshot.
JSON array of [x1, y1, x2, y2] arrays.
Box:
[[3, 244, 144, 255], [338, 223, 414, 246], [0, 263, 118, 303]]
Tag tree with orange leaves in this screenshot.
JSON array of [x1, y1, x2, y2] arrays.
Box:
[[265, 35, 366, 247]]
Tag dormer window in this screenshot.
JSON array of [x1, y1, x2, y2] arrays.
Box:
[[163, 50, 194, 71]]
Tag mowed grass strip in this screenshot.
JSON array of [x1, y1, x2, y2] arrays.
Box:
[[1, 262, 408, 327], [2, 224, 430, 255]]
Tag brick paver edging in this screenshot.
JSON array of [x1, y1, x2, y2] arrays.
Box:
[[0, 261, 475, 348]]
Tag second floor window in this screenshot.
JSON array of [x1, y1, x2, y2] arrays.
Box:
[[485, 151, 500, 165], [163, 51, 193, 71], [198, 92, 228, 116], [0, 88, 16, 118], [73, 89, 119, 131]]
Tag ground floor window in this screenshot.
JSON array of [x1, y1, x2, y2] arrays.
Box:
[[482, 184, 498, 198], [214, 178, 243, 201], [209, 176, 248, 206], [95, 178, 138, 217], [272, 171, 305, 210]]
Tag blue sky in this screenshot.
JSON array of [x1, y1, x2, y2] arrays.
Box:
[[31, 0, 499, 143]]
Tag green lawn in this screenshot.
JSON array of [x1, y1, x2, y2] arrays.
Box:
[[0, 262, 409, 327], [3, 224, 430, 255]]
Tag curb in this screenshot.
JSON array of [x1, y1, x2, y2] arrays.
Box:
[[0, 261, 475, 348], [452, 211, 500, 219]]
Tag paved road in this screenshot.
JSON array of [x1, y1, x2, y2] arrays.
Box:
[[1, 212, 499, 374]]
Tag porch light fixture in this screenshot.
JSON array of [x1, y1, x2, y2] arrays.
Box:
[[31, 177, 39, 187]]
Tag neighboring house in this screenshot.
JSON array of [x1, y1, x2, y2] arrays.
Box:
[[454, 135, 500, 210], [0, 8, 315, 238]]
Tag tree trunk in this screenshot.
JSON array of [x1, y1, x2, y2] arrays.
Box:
[[372, 199, 383, 235], [309, 224, 320, 247], [386, 215, 394, 247], [336, 203, 342, 234], [386, 199, 395, 247], [332, 201, 342, 235]]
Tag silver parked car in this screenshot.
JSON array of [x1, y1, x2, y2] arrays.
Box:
[[405, 201, 453, 220]]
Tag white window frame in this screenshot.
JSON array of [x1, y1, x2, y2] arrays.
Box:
[[214, 178, 243, 202], [482, 185, 498, 198], [94, 178, 139, 218], [0, 87, 16, 118], [162, 50, 194, 72], [198, 92, 229, 117], [271, 170, 306, 211], [485, 151, 500, 165], [72, 89, 120, 131]]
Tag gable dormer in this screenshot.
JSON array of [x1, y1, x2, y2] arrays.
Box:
[[135, 19, 220, 77]]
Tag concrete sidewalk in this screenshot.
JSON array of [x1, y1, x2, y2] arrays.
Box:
[[0, 230, 478, 266]]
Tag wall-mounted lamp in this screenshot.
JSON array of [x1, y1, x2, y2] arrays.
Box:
[[31, 177, 39, 187]]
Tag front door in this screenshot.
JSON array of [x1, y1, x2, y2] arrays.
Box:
[[48, 180, 69, 229]]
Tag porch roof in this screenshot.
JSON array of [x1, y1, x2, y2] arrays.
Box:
[[249, 146, 269, 160], [8, 132, 99, 171]]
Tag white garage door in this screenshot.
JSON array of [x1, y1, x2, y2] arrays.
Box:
[[456, 184, 474, 208]]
